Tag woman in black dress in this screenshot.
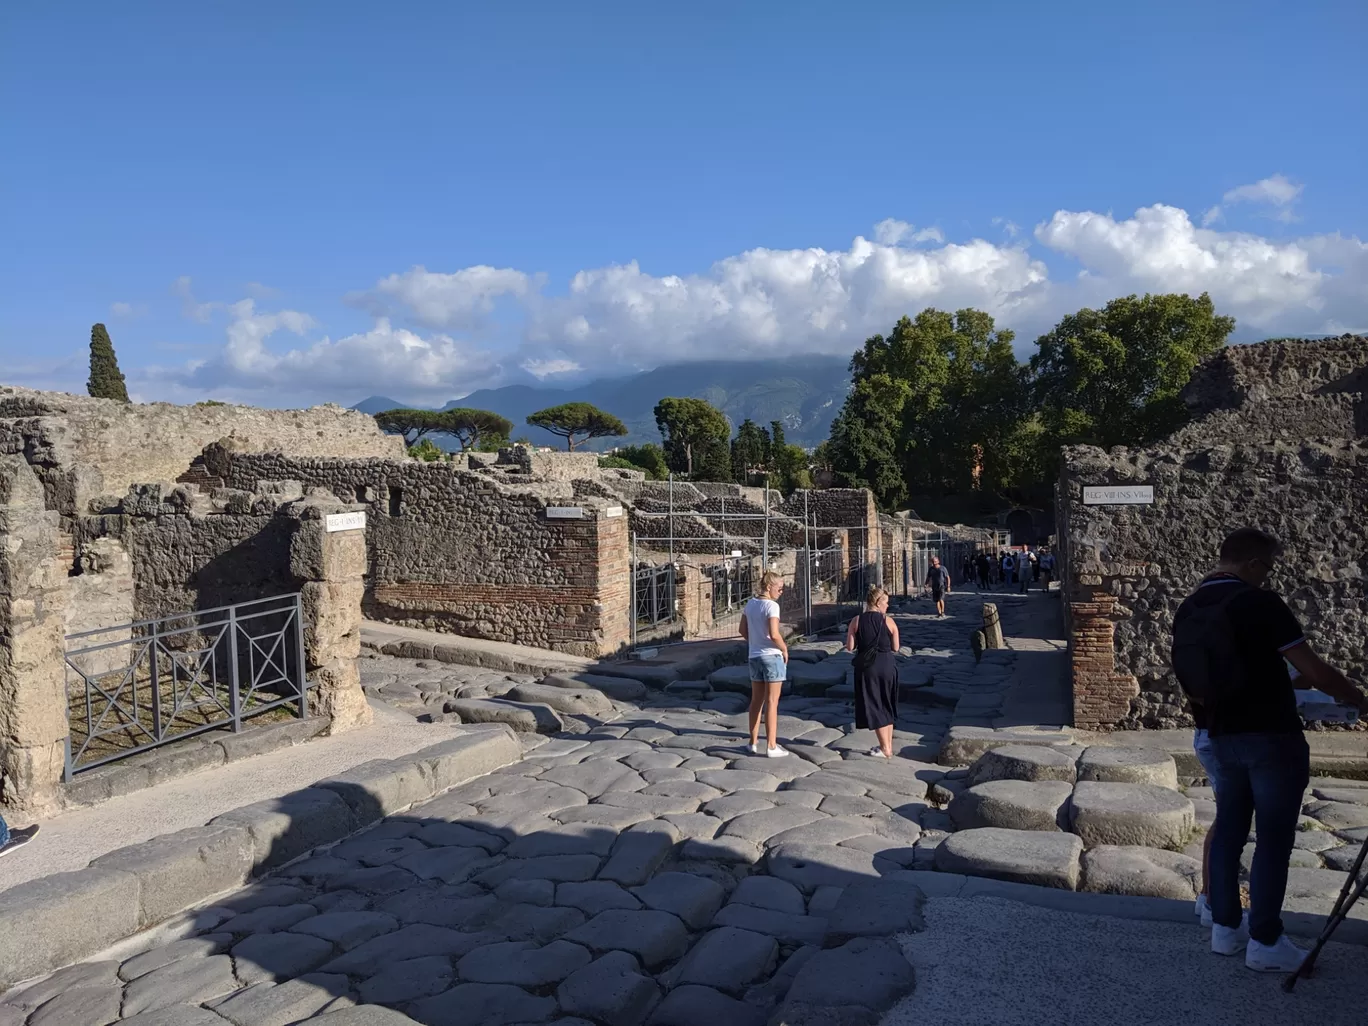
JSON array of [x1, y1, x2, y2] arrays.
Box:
[[844, 585, 901, 758]]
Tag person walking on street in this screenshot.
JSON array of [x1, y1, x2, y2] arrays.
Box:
[[1039, 548, 1056, 588], [0, 815, 38, 857], [740, 570, 790, 758], [976, 551, 991, 589], [845, 584, 901, 758], [1001, 551, 1015, 588], [925, 556, 951, 618], [1171, 527, 1368, 973]]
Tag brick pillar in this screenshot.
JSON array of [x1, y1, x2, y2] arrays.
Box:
[[0, 457, 68, 812], [287, 494, 373, 734], [677, 563, 712, 637], [1069, 592, 1140, 729]]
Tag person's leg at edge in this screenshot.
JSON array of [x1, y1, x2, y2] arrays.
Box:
[[764, 680, 783, 751], [1208, 735, 1255, 936], [748, 681, 765, 749], [0, 815, 8, 848], [875, 723, 894, 758], [1245, 732, 1310, 946]]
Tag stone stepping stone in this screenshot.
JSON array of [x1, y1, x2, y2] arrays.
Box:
[[949, 780, 1073, 832], [456, 939, 592, 986], [939, 726, 1076, 766], [1077, 746, 1179, 790], [935, 827, 1084, 890], [663, 926, 778, 994], [410, 982, 558, 1026], [731, 875, 806, 915], [1080, 845, 1202, 900], [632, 872, 727, 929], [442, 697, 562, 733], [1303, 800, 1368, 831], [778, 937, 915, 1023], [967, 744, 1078, 786], [542, 671, 648, 701], [711, 903, 827, 946], [1068, 782, 1195, 849], [766, 842, 885, 892], [564, 909, 690, 968], [558, 951, 661, 1026], [508, 682, 614, 717], [648, 984, 767, 1026]]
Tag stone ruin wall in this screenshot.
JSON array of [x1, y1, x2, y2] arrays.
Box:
[[202, 448, 630, 657], [0, 385, 403, 513], [1059, 335, 1368, 730]]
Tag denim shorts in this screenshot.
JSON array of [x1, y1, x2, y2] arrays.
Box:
[[1193, 728, 1221, 797], [749, 653, 787, 683]]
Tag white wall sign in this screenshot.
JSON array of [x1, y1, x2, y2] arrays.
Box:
[[546, 506, 584, 519], [325, 510, 367, 533], [604, 506, 624, 518], [1082, 485, 1155, 506]]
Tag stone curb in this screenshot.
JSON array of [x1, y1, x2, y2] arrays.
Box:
[[895, 869, 1368, 947], [0, 725, 522, 990]]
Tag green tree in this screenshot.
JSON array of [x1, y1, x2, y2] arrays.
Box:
[[611, 443, 670, 480], [826, 372, 910, 509], [527, 402, 628, 450], [730, 418, 770, 484], [87, 323, 130, 402], [654, 396, 732, 479], [443, 407, 513, 451], [408, 438, 445, 461], [1031, 292, 1235, 456], [373, 408, 449, 446]]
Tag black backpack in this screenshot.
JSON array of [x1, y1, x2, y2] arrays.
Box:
[[1171, 584, 1251, 707]]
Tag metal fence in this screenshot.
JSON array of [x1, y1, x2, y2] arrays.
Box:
[[633, 563, 677, 631], [62, 593, 309, 778]]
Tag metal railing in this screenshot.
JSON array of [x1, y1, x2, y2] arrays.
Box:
[[63, 593, 309, 778], [707, 556, 757, 619], [633, 564, 677, 633]]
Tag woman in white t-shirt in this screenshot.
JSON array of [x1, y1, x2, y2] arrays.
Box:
[[739, 570, 790, 758]]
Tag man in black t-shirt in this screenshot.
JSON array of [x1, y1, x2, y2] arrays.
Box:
[[1172, 527, 1368, 973], [924, 557, 951, 618]]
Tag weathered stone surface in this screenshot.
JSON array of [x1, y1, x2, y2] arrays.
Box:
[[939, 727, 1076, 766], [218, 902, 319, 935], [599, 822, 679, 886], [505, 825, 618, 858], [948, 780, 1073, 832], [211, 974, 352, 1026], [967, 744, 1078, 786], [121, 955, 239, 1017], [119, 936, 230, 980], [307, 1006, 422, 1025], [1068, 781, 1195, 849], [730, 874, 806, 914], [1076, 746, 1179, 790], [543, 671, 648, 702], [314, 757, 434, 819], [88, 825, 253, 929], [209, 788, 357, 871], [410, 982, 558, 1026], [711, 903, 827, 946], [680, 835, 761, 864], [647, 984, 766, 1026], [631, 872, 726, 929], [557, 880, 643, 915], [696, 769, 781, 792], [766, 842, 884, 891], [541, 761, 647, 799], [509, 682, 614, 716], [558, 951, 661, 1026], [823, 878, 926, 945], [665, 926, 777, 993], [321, 924, 479, 973], [478, 902, 585, 943], [114, 1007, 231, 1026], [563, 909, 689, 967], [722, 806, 826, 844], [26, 986, 122, 1026], [934, 828, 1084, 890], [1303, 799, 1368, 831], [356, 956, 453, 1003], [441, 698, 545, 733], [1080, 845, 1202, 900], [232, 931, 335, 984], [780, 937, 915, 1020], [476, 853, 603, 887], [457, 939, 592, 985]]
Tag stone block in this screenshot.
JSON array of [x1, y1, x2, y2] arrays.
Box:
[[823, 878, 926, 945], [1076, 746, 1179, 789], [115, 1008, 230, 1026], [648, 984, 766, 1026], [232, 931, 336, 984], [731, 874, 806, 914], [89, 824, 255, 929], [766, 842, 885, 892], [948, 780, 1073, 832], [563, 909, 690, 967], [291, 910, 400, 950], [631, 871, 726, 929], [309, 1007, 424, 1026], [934, 827, 1084, 890], [543, 671, 649, 701], [0, 867, 141, 987], [1080, 845, 1202, 900], [967, 744, 1078, 786], [413, 729, 523, 792], [599, 822, 680, 885], [210, 974, 351, 1026], [664, 926, 777, 994], [443, 697, 562, 733], [25, 986, 122, 1026], [315, 756, 435, 819], [216, 717, 326, 762], [121, 955, 238, 1017], [509, 681, 614, 716], [938, 726, 1076, 766], [711, 903, 827, 946], [356, 957, 452, 1004], [1068, 781, 1195, 849], [558, 951, 661, 1026], [457, 939, 592, 985], [210, 787, 357, 871], [409, 983, 559, 1026], [779, 937, 915, 1022]]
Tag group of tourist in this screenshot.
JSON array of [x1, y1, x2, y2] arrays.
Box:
[[957, 547, 1056, 593]]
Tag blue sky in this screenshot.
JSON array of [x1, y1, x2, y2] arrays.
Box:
[[2, 1, 1364, 407]]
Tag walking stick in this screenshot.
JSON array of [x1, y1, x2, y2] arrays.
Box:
[[1283, 832, 1368, 991]]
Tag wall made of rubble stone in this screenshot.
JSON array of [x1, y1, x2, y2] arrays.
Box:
[[205, 450, 630, 656]]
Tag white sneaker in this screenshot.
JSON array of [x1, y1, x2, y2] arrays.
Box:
[[1211, 913, 1249, 956], [1245, 934, 1308, 973], [1195, 893, 1213, 928], [749, 742, 762, 755], [866, 746, 888, 758], [766, 745, 790, 759]]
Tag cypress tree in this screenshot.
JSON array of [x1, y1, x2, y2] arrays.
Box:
[[87, 323, 130, 401]]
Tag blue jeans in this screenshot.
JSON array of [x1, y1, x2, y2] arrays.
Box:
[[0, 815, 8, 847], [1208, 732, 1309, 944], [748, 653, 786, 683]]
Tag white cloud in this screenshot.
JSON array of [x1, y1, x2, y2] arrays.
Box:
[[351, 265, 533, 329], [1205, 173, 1305, 226], [522, 358, 583, 379], [991, 217, 1021, 239], [109, 301, 147, 318], [873, 219, 943, 246], [171, 276, 222, 323]]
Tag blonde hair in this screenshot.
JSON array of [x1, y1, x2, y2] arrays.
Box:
[[866, 585, 889, 608], [758, 570, 784, 596]]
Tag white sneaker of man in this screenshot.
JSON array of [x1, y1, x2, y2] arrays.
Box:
[[1211, 913, 1249, 955], [1245, 934, 1308, 973]]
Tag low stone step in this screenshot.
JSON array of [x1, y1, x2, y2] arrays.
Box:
[[1080, 844, 1201, 900], [542, 672, 648, 702], [1068, 781, 1195, 849], [967, 744, 1079, 786], [948, 780, 1073, 832], [1076, 746, 1179, 790], [934, 827, 1084, 890]]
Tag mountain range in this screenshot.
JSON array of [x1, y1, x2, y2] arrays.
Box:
[[351, 357, 852, 450]]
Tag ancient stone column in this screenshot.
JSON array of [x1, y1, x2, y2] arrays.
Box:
[[982, 603, 1005, 649], [0, 457, 69, 813], [287, 492, 373, 734]]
